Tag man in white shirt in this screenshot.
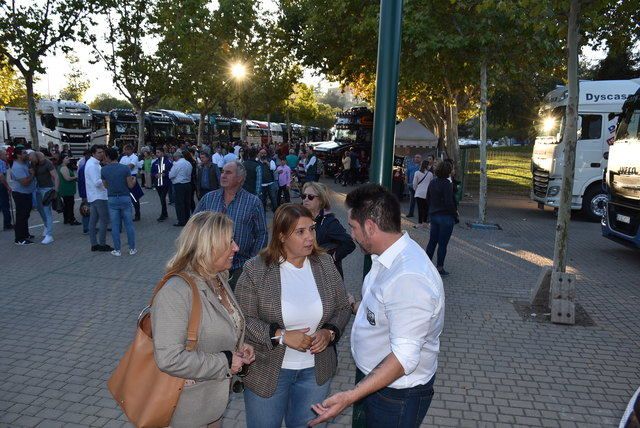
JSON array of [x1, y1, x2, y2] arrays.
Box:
[[168, 150, 193, 227], [85, 145, 113, 252], [310, 183, 445, 427], [212, 146, 224, 168], [119, 144, 141, 220]]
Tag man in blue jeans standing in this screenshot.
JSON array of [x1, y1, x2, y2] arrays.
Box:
[[101, 148, 136, 257], [309, 184, 445, 428], [405, 154, 421, 218]]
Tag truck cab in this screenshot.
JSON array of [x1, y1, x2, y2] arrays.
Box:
[[602, 89, 640, 247], [108, 109, 139, 148], [90, 110, 109, 145], [314, 107, 373, 177], [145, 112, 175, 148], [38, 99, 93, 155], [531, 79, 640, 221], [158, 109, 196, 145]]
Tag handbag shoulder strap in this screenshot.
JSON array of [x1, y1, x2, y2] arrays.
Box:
[[150, 271, 203, 351]]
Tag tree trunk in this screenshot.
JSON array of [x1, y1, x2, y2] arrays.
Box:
[[240, 115, 247, 144], [198, 110, 207, 147], [286, 110, 292, 146], [446, 102, 461, 175], [25, 73, 39, 150], [136, 109, 145, 153], [478, 60, 489, 224], [267, 112, 272, 146], [552, 0, 580, 273]]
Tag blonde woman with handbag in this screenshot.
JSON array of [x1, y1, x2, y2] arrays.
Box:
[[152, 211, 255, 427]]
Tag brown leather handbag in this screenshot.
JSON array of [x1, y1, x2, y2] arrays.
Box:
[[108, 272, 202, 428]]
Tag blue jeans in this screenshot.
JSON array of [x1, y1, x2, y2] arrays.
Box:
[[108, 195, 135, 251], [36, 187, 54, 236], [244, 367, 331, 428], [425, 214, 455, 268], [361, 369, 435, 428], [89, 199, 109, 246]]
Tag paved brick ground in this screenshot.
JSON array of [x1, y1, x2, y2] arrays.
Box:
[[0, 181, 638, 427]]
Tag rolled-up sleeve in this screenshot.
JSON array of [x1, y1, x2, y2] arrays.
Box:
[[383, 273, 440, 375], [151, 278, 232, 381]]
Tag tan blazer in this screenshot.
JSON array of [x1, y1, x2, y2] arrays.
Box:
[[151, 271, 244, 428], [235, 253, 351, 398]]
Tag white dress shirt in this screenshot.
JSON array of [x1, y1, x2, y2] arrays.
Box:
[[351, 232, 445, 389], [168, 158, 193, 184], [84, 156, 108, 202], [120, 153, 139, 175], [212, 152, 224, 168]]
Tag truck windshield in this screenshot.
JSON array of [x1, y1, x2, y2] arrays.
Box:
[[177, 125, 193, 135], [58, 118, 89, 129], [335, 129, 357, 142], [537, 107, 564, 139], [615, 112, 640, 142], [115, 123, 138, 135], [154, 124, 174, 137]]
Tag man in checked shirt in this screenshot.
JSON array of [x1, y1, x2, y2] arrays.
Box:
[[195, 160, 268, 290]]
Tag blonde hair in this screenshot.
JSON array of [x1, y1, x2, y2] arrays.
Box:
[[302, 181, 330, 210], [166, 212, 234, 278]]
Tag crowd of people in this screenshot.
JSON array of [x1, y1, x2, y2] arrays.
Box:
[[150, 183, 445, 428], [1, 137, 459, 427]]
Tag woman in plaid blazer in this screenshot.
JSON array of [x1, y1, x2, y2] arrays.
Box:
[[236, 203, 351, 428]]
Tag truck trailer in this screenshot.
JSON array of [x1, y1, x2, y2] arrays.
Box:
[[531, 79, 640, 221]]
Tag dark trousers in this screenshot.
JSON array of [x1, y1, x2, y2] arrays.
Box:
[[0, 186, 12, 227], [130, 175, 140, 219], [407, 187, 416, 216], [277, 185, 290, 205], [416, 197, 428, 224], [357, 368, 435, 428], [156, 185, 169, 217], [62, 195, 76, 223], [12, 191, 32, 241], [261, 183, 278, 212], [426, 214, 455, 268], [173, 182, 191, 225]]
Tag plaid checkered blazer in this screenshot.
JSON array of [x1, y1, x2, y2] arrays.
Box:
[[235, 252, 351, 398]]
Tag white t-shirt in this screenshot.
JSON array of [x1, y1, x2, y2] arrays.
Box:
[[280, 258, 323, 370], [120, 153, 139, 175]]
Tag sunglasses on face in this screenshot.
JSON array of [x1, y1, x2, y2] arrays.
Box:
[[301, 194, 317, 201]]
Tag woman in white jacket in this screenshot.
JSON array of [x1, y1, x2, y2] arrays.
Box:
[[412, 160, 433, 228]]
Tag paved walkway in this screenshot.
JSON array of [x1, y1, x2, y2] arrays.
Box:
[[0, 182, 638, 427]]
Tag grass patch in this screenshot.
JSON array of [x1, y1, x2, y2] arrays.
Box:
[[462, 146, 533, 196]]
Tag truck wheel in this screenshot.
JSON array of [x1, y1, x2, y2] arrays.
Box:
[[581, 184, 607, 222]]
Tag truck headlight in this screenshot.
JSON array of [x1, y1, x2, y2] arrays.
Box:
[[548, 186, 560, 196]]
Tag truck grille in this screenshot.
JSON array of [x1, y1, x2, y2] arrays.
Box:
[[608, 201, 640, 237], [532, 167, 549, 198]]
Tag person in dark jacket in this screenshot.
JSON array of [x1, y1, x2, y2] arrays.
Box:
[[242, 147, 262, 196], [196, 151, 221, 199], [302, 181, 356, 277], [425, 160, 458, 277], [151, 147, 173, 222]]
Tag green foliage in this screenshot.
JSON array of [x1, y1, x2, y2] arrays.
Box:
[[0, 58, 27, 108], [88, 93, 132, 111], [92, 0, 169, 112], [58, 54, 90, 102]]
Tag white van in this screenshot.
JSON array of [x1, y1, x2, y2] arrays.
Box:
[[531, 79, 640, 220]]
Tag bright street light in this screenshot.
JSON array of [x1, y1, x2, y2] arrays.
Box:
[[230, 62, 247, 80]]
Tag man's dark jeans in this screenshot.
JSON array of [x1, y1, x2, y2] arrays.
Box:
[[12, 191, 32, 241], [360, 368, 435, 428], [156, 185, 169, 217]]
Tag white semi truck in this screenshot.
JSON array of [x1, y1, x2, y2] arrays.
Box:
[[602, 88, 640, 247], [0, 99, 93, 155], [531, 79, 640, 221]]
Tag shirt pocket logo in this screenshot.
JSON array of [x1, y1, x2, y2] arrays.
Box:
[[366, 306, 376, 326]]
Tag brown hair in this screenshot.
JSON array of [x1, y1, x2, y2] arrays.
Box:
[[260, 203, 324, 266], [166, 212, 234, 278], [302, 181, 330, 210]]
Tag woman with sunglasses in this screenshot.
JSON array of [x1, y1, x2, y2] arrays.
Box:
[[235, 203, 351, 428], [301, 182, 355, 278]]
